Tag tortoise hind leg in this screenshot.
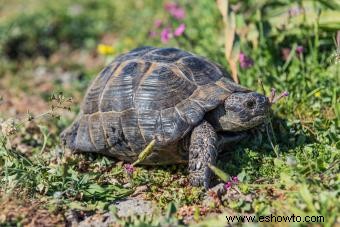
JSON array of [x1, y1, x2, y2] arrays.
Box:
[[188, 120, 218, 189]]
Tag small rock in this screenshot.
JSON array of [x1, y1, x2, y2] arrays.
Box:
[[114, 197, 157, 218], [73, 198, 157, 226]]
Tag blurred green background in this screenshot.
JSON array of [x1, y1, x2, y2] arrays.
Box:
[[0, 0, 339, 226]]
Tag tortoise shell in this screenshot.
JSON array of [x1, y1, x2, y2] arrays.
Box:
[[73, 47, 249, 159]]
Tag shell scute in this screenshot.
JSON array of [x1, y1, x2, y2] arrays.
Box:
[[75, 115, 96, 151], [180, 56, 223, 85], [88, 113, 106, 151], [158, 107, 191, 143], [175, 99, 206, 125], [137, 110, 160, 142], [100, 112, 132, 156], [134, 65, 197, 110], [120, 109, 146, 152], [99, 61, 145, 112], [82, 63, 117, 114]]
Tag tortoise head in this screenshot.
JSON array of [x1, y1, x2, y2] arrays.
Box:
[[207, 91, 270, 132]]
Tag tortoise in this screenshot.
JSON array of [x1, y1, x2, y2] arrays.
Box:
[[61, 46, 270, 188]]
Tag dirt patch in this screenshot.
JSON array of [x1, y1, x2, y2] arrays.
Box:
[[0, 197, 65, 226], [0, 90, 49, 117]]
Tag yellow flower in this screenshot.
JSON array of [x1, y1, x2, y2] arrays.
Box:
[[314, 91, 321, 97], [97, 44, 115, 55]]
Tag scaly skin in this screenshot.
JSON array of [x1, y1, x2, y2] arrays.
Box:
[[188, 120, 218, 189], [188, 120, 249, 189]]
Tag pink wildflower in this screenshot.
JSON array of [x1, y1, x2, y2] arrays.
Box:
[[224, 176, 240, 191], [232, 176, 239, 183], [224, 181, 232, 190], [124, 164, 134, 175], [282, 91, 289, 97], [296, 45, 304, 55], [270, 89, 289, 104], [161, 27, 172, 43], [239, 52, 254, 69], [164, 2, 185, 20], [171, 8, 185, 20], [174, 24, 186, 37], [272, 91, 289, 103]]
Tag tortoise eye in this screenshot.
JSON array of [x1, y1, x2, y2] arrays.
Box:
[[245, 100, 256, 109]]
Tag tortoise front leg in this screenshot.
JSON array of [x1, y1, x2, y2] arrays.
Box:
[[188, 120, 218, 189]]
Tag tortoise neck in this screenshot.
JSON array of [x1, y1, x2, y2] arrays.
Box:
[[204, 104, 225, 132]]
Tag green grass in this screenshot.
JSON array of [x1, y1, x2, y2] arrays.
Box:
[[0, 0, 339, 226]]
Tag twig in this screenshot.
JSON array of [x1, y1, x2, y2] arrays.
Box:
[[258, 78, 266, 95], [265, 123, 276, 152]]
